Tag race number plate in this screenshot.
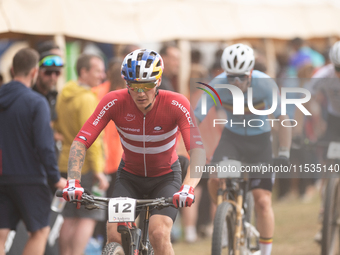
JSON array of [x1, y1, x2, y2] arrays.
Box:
[[327, 142, 340, 160], [217, 160, 242, 178], [108, 197, 136, 223]]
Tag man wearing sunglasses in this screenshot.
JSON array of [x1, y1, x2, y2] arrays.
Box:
[[61, 49, 206, 255], [195, 43, 292, 255], [32, 52, 64, 122]]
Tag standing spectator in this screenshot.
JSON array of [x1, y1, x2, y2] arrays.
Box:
[[288, 37, 325, 77], [32, 43, 65, 255], [92, 58, 125, 197], [55, 54, 109, 255], [33, 52, 64, 157], [91, 58, 125, 242], [33, 48, 64, 123], [0, 48, 66, 255], [159, 44, 180, 91]]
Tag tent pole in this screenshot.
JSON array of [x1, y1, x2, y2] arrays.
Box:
[[264, 38, 276, 78], [54, 34, 66, 91], [178, 40, 191, 97]]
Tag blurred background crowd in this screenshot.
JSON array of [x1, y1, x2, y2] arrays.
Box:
[[1, 0, 340, 254]]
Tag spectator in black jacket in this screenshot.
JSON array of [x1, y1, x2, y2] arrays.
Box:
[[0, 48, 66, 255]]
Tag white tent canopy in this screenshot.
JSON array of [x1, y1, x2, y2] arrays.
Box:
[[0, 0, 340, 43]]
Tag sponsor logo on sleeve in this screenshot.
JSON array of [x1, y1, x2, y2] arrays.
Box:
[[171, 100, 194, 127], [93, 99, 117, 126]]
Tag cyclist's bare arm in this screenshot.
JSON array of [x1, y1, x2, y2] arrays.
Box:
[[67, 141, 87, 180], [278, 114, 292, 150], [182, 148, 206, 188]]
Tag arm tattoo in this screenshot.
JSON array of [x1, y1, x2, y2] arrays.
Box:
[[67, 141, 87, 180]]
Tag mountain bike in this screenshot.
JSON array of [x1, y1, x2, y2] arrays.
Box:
[[319, 141, 340, 255], [298, 138, 340, 255], [56, 190, 175, 255], [210, 160, 260, 255]]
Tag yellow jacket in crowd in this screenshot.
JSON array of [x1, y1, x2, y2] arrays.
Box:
[[54, 80, 104, 174]]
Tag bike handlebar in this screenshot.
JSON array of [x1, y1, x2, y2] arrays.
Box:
[[56, 190, 173, 206]]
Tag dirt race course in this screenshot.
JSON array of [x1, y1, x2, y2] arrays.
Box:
[[173, 195, 322, 255]]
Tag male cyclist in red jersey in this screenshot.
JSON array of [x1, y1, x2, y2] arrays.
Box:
[[62, 49, 206, 255]]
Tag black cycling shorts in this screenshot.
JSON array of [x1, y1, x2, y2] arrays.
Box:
[[0, 184, 52, 232], [212, 128, 274, 192], [112, 160, 182, 222]]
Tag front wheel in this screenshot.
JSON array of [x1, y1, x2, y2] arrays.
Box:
[[321, 177, 340, 255], [211, 202, 235, 255], [102, 242, 125, 255]]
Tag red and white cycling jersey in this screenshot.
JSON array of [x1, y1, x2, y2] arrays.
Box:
[[74, 89, 204, 177]]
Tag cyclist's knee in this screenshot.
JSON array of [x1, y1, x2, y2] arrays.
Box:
[[149, 216, 172, 247], [149, 226, 171, 247], [253, 189, 272, 212]]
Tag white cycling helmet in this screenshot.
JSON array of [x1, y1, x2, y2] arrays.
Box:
[[329, 41, 340, 67], [221, 43, 255, 75]]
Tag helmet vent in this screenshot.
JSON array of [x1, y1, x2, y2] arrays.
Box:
[[233, 56, 238, 67], [136, 66, 140, 78], [143, 72, 147, 78], [248, 60, 253, 68], [151, 71, 159, 77], [239, 61, 245, 69], [137, 53, 143, 61], [128, 59, 132, 68], [236, 45, 240, 49], [146, 59, 153, 68], [122, 70, 126, 76], [129, 72, 133, 78], [227, 61, 232, 69], [156, 60, 161, 67], [230, 50, 233, 55], [150, 51, 157, 57], [241, 51, 245, 55]]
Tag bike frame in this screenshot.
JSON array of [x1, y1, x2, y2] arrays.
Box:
[[118, 204, 152, 255], [216, 177, 250, 255]]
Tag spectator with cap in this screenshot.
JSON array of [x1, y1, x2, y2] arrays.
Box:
[[33, 48, 64, 124]]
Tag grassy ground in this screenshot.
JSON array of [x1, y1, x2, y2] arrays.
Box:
[[173, 194, 322, 255]]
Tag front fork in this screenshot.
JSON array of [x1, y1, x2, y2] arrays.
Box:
[[233, 190, 244, 255], [118, 206, 152, 255], [217, 179, 244, 255]]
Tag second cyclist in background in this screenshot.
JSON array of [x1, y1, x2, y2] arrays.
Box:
[[195, 43, 292, 255]]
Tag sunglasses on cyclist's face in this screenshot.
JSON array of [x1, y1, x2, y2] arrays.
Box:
[[44, 70, 61, 76], [39, 55, 64, 68], [227, 74, 249, 83], [335, 66, 340, 73], [127, 81, 157, 92]]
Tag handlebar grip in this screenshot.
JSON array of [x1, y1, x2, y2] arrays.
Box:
[[56, 190, 63, 198], [166, 197, 174, 204]]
